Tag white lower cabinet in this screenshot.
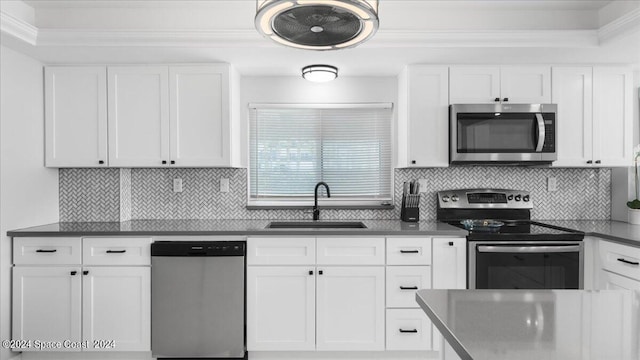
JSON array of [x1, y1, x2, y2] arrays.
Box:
[[316, 266, 385, 351], [386, 309, 432, 351], [11, 237, 151, 352], [247, 266, 316, 351], [599, 270, 640, 290], [82, 266, 150, 351], [432, 238, 467, 289], [12, 266, 82, 350]]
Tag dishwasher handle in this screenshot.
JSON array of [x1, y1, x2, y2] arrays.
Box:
[[151, 241, 246, 256]]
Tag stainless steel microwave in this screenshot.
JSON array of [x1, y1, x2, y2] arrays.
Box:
[[450, 104, 557, 164]]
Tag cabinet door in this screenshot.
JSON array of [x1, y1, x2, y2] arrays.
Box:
[[449, 66, 500, 104], [551, 67, 594, 167], [45, 66, 108, 167], [432, 238, 466, 289], [316, 266, 385, 351], [12, 266, 82, 350], [108, 66, 170, 167], [592, 67, 633, 167], [500, 66, 551, 103], [247, 266, 315, 351], [401, 66, 449, 167], [82, 267, 150, 351], [599, 270, 640, 290], [169, 65, 231, 167]]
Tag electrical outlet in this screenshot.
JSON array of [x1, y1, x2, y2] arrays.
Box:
[[173, 178, 183, 193], [220, 178, 230, 193], [417, 179, 429, 193], [547, 177, 557, 192]]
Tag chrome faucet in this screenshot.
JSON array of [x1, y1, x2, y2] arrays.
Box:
[[313, 182, 331, 221]]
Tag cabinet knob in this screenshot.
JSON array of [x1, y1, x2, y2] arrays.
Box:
[[98, 160, 104, 165], [411, 160, 416, 165], [70, 271, 77, 276], [595, 160, 601, 164], [319, 270, 324, 275], [171, 160, 175, 165], [586, 160, 593, 164], [449, 241, 454, 246], [502, 97, 509, 102], [162, 160, 167, 165], [83, 270, 89, 275], [494, 98, 500, 102], [308, 270, 314, 275]]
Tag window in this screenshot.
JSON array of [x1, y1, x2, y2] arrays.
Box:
[[249, 103, 393, 206]]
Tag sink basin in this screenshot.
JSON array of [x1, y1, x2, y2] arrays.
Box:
[[267, 221, 367, 229]]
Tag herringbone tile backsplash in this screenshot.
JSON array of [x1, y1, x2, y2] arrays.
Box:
[[59, 167, 611, 222]]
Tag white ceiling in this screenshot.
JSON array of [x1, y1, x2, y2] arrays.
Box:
[[2, 0, 639, 76]]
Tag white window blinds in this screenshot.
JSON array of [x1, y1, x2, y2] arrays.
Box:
[[249, 104, 393, 205]]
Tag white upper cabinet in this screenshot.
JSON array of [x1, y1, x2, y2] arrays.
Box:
[[45, 67, 108, 167], [397, 66, 450, 167], [169, 65, 239, 167], [552, 66, 632, 167], [46, 64, 239, 168], [449, 66, 551, 104], [592, 67, 633, 167], [449, 66, 501, 104], [108, 66, 170, 167]]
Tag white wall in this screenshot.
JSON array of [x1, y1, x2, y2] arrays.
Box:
[[0, 45, 59, 360], [239, 76, 398, 167]]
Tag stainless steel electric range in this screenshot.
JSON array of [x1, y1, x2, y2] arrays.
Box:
[[437, 189, 585, 290]]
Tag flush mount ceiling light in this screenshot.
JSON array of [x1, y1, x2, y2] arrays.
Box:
[[302, 65, 338, 82], [255, 0, 379, 50]]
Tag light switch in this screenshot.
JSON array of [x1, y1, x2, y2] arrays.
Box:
[[173, 178, 183, 193], [547, 177, 557, 192], [220, 178, 230, 193], [418, 179, 429, 193]]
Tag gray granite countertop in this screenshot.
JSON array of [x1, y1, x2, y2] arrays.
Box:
[[416, 289, 640, 360], [6, 219, 467, 237], [539, 220, 640, 247]]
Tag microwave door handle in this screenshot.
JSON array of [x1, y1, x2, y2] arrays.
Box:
[[477, 245, 581, 253], [535, 114, 545, 152]]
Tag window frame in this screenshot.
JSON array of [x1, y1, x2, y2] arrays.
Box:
[[247, 102, 395, 208]]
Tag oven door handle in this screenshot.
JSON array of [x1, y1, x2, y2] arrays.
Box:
[[535, 113, 546, 152], [477, 245, 581, 253]]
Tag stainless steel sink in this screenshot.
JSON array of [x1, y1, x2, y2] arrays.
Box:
[[267, 221, 367, 229]]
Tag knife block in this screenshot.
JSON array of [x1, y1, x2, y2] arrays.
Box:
[[400, 194, 420, 222]]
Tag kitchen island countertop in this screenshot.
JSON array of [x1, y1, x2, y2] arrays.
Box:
[[6, 219, 467, 237], [416, 289, 640, 360]]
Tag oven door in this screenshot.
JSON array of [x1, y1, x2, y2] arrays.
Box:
[[469, 241, 584, 289]]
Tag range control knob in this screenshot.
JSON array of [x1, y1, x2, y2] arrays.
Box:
[[523, 195, 530, 202], [442, 196, 450, 203], [507, 194, 514, 201], [514, 195, 522, 201], [451, 195, 459, 202]]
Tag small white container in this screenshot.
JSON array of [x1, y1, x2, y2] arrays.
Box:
[[628, 208, 640, 225]]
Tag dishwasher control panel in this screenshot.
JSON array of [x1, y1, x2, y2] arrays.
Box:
[[151, 241, 245, 256]]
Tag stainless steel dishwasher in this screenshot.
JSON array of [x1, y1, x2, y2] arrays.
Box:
[[151, 241, 246, 359]]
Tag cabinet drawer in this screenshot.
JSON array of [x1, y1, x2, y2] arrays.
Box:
[[386, 266, 431, 308], [14, 238, 82, 265], [386, 237, 431, 265], [316, 237, 385, 265], [599, 241, 640, 281], [247, 237, 315, 265], [83, 238, 151, 265], [386, 309, 432, 351]]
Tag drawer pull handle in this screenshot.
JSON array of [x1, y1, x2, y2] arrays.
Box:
[[617, 258, 639, 266], [399, 329, 418, 333], [400, 250, 419, 254], [36, 249, 57, 253], [400, 286, 419, 290], [106, 250, 126, 254], [70, 271, 77, 276]]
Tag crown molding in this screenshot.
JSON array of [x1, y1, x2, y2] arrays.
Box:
[[598, 7, 640, 44], [0, 11, 38, 45], [32, 28, 600, 49]]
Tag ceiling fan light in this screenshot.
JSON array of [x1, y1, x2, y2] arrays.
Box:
[[302, 65, 338, 82], [255, 0, 379, 50]]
